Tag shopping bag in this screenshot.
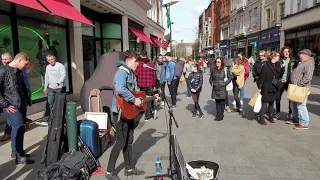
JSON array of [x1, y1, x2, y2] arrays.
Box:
[[248, 92, 260, 107], [253, 94, 262, 113], [224, 68, 233, 91], [286, 84, 310, 103], [179, 74, 185, 88]]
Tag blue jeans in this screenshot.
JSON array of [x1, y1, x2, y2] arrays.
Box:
[[240, 87, 245, 100], [4, 103, 27, 157], [291, 96, 309, 126], [185, 78, 191, 97]]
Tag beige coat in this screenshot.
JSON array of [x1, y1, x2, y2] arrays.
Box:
[[232, 64, 245, 88]]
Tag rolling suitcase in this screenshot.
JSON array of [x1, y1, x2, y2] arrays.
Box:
[[77, 120, 101, 158]]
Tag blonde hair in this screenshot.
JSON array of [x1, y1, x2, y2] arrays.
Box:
[[1, 52, 12, 60], [14, 52, 30, 62], [265, 51, 279, 61]]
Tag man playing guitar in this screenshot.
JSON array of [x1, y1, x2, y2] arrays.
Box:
[[105, 50, 154, 180]]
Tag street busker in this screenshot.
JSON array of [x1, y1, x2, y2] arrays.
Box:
[[188, 64, 204, 118]]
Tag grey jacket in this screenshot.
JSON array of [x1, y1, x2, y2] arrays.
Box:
[[183, 62, 193, 78], [290, 57, 315, 87]]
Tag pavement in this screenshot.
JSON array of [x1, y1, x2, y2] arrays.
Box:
[[1, 74, 320, 180]]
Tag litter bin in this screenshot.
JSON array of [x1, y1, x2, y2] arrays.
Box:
[[187, 160, 219, 180]]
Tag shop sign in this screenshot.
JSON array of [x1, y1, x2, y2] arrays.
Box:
[[261, 31, 280, 41], [219, 40, 229, 48]]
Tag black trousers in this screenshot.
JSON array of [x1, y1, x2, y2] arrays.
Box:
[[160, 82, 166, 101], [191, 90, 203, 115], [107, 113, 134, 172], [140, 87, 154, 118], [168, 79, 178, 106], [215, 99, 226, 118], [232, 81, 241, 109], [260, 101, 274, 118], [276, 82, 292, 114]]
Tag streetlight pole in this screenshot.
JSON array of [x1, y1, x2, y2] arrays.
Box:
[[162, 1, 179, 54]]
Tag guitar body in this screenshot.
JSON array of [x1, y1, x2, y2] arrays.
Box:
[[116, 91, 147, 120]]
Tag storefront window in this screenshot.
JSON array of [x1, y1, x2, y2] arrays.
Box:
[[103, 23, 121, 39], [17, 19, 69, 100], [95, 21, 101, 38], [0, 1, 11, 12], [103, 39, 121, 52], [0, 14, 14, 59], [96, 40, 102, 61]]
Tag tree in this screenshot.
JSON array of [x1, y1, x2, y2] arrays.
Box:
[[192, 26, 200, 59]]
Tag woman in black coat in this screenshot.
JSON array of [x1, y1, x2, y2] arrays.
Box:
[[209, 57, 232, 121], [257, 51, 282, 125], [188, 64, 204, 118]]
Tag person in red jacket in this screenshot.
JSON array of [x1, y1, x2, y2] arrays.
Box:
[[134, 50, 157, 121], [232, 52, 249, 107]]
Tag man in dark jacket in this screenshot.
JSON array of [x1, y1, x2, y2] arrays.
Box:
[[0, 52, 34, 164], [175, 57, 185, 92], [253, 50, 267, 88]]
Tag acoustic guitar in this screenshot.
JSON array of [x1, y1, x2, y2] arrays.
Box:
[[116, 91, 159, 120]]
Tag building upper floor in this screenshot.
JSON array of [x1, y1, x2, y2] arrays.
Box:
[[147, 0, 164, 26], [284, 0, 320, 17], [261, 0, 285, 30], [231, 0, 247, 13]]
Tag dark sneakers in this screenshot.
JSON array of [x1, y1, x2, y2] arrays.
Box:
[[124, 168, 145, 176], [105, 172, 121, 180]]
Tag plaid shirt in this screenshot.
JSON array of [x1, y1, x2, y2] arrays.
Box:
[[135, 60, 156, 88]]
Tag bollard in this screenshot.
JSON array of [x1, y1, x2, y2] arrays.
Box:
[[66, 101, 78, 152]]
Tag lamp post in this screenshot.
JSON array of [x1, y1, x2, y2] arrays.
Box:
[[162, 1, 179, 53]]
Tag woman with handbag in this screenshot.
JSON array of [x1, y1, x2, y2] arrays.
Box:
[[209, 57, 232, 121], [231, 57, 245, 114], [257, 51, 281, 125]]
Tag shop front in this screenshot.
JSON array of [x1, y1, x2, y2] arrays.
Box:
[[230, 40, 237, 58], [219, 39, 229, 58], [237, 40, 246, 56], [260, 27, 280, 52], [80, 6, 122, 81], [246, 34, 259, 58]]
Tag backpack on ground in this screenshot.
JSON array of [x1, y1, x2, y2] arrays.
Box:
[[37, 151, 97, 180]]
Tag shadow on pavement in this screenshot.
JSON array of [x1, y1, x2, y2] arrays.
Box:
[[0, 136, 46, 180], [0, 122, 41, 147], [203, 100, 215, 116], [115, 128, 167, 172]]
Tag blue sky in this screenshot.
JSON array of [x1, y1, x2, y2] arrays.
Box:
[[163, 0, 210, 43]]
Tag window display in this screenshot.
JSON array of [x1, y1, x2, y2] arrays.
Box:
[[0, 15, 14, 59], [17, 19, 69, 100]]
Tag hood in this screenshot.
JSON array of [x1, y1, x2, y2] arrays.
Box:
[[141, 57, 150, 62], [116, 61, 131, 73]]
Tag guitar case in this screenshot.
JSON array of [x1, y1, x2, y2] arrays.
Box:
[[40, 93, 68, 166]]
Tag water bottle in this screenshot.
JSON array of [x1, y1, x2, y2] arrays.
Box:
[[155, 156, 162, 176]]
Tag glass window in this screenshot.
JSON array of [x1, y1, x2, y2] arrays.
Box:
[[0, 1, 11, 12], [0, 14, 14, 59], [17, 19, 70, 100], [82, 19, 94, 37], [95, 21, 101, 38], [103, 39, 121, 53], [103, 23, 121, 39]]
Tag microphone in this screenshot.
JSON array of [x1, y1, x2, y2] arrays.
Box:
[[143, 64, 156, 71]]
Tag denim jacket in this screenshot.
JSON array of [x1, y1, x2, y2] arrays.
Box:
[[111, 61, 139, 113]]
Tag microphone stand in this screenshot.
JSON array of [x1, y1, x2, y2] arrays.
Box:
[[145, 82, 179, 180]]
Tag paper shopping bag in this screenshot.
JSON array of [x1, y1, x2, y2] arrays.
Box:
[[253, 94, 262, 113], [248, 92, 260, 107], [286, 84, 310, 103]]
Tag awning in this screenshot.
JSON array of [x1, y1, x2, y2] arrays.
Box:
[[5, 0, 49, 13], [150, 36, 164, 48], [39, 0, 94, 26], [128, 26, 154, 44]]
